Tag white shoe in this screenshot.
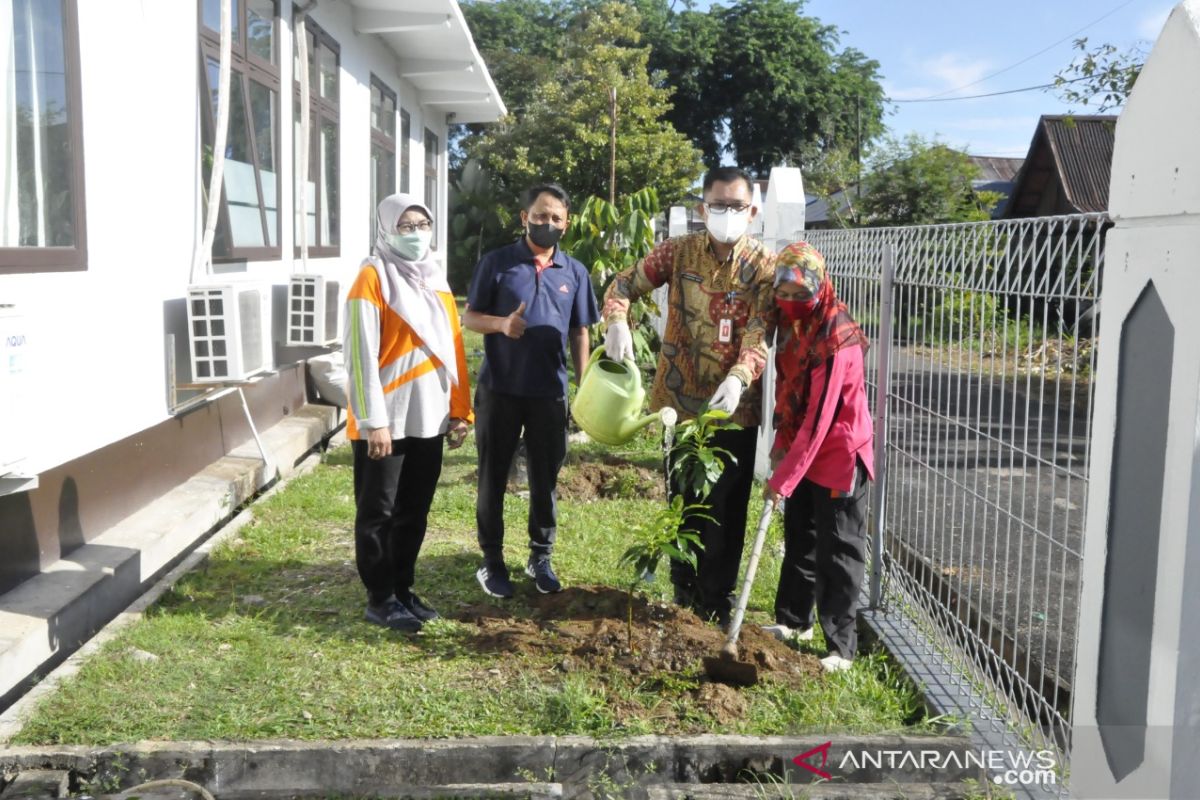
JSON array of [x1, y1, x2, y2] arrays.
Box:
[[762, 624, 815, 642], [762, 624, 793, 641], [820, 653, 854, 673]]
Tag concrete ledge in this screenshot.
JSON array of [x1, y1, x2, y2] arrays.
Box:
[[0, 735, 976, 799], [0, 405, 339, 708]]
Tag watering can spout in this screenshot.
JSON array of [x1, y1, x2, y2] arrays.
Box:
[[616, 409, 667, 440], [571, 350, 674, 446]]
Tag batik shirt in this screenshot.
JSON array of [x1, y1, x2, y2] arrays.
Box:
[[602, 231, 776, 427]]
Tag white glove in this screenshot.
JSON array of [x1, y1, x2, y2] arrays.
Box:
[[604, 320, 634, 362], [708, 375, 745, 414]]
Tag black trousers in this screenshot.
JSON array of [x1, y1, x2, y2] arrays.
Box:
[[774, 461, 869, 658], [352, 435, 444, 606], [474, 382, 568, 562], [668, 424, 760, 621]]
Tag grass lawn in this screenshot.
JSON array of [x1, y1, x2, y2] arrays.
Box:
[[11, 318, 931, 745]]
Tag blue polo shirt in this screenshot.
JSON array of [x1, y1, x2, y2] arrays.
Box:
[[467, 238, 600, 398]]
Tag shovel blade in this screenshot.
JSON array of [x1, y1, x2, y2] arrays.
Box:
[[703, 653, 759, 687]]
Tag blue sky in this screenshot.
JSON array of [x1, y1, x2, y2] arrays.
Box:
[[693, 0, 1172, 158]]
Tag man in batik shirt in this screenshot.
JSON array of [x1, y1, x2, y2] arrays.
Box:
[[602, 167, 776, 625]]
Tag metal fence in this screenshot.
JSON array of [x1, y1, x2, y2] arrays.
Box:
[[803, 213, 1107, 785]]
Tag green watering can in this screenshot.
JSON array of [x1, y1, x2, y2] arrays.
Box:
[[572, 349, 676, 445]]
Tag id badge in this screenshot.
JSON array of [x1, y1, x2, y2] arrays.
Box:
[[718, 318, 732, 343]]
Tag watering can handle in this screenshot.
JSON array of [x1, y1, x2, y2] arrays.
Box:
[[584, 347, 637, 377]]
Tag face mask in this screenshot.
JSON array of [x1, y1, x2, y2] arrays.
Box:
[[527, 222, 563, 249], [705, 209, 751, 244], [387, 230, 432, 261], [778, 297, 818, 322]]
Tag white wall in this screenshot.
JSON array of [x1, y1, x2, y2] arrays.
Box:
[[1070, 2, 1200, 797], [0, 0, 454, 475]]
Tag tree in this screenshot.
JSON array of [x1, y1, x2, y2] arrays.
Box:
[[463, 2, 704, 207], [1052, 37, 1145, 112], [447, 159, 516, 293], [858, 135, 1002, 227], [631, 0, 887, 175]]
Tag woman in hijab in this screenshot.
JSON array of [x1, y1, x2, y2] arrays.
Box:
[[344, 193, 473, 632], [762, 241, 873, 672]]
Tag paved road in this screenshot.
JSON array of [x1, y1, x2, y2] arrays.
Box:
[[878, 348, 1089, 719]]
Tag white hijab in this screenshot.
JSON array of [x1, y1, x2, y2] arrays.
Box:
[[367, 193, 458, 386]]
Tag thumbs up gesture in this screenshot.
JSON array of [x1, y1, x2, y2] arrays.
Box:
[[499, 301, 527, 339]]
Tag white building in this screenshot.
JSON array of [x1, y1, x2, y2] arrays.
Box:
[[0, 0, 503, 703]]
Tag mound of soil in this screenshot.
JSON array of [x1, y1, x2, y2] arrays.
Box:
[[465, 458, 666, 502], [455, 586, 822, 724], [556, 461, 666, 501]]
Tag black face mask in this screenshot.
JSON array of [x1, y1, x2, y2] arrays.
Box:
[[527, 222, 563, 249]]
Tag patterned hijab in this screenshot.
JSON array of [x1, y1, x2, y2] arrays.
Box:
[[772, 242, 869, 439], [368, 193, 458, 386], [775, 241, 869, 368]]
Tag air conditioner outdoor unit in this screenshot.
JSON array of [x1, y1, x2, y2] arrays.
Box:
[[186, 282, 272, 383], [0, 305, 30, 474], [286, 274, 341, 346]]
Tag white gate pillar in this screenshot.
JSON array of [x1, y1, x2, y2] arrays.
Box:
[[1071, 3, 1200, 798]]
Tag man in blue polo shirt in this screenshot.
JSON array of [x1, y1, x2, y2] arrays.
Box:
[[463, 183, 600, 598]]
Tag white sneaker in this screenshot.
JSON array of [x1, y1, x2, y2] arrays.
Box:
[[761, 624, 793, 641], [762, 624, 815, 642], [820, 653, 854, 673]]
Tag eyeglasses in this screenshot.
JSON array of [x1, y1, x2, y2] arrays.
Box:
[[704, 202, 751, 215], [396, 221, 433, 234]]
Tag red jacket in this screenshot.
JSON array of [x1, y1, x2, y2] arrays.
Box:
[[767, 343, 875, 498]]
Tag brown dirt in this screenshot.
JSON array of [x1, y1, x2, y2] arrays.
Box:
[[454, 585, 822, 725], [465, 458, 666, 502], [556, 460, 666, 502]]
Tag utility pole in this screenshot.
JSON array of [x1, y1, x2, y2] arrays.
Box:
[[609, 86, 618, 205], [856, 93, 863, 192]]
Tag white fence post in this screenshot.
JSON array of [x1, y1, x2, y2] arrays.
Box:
[[1070, 2, 1200, 797]]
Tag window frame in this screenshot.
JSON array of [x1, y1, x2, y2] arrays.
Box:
[[292, 16, 340, 258], [423, 127, 439, 246], [399, 109, 411, 194], [197, 0, 282, 263], [0, 0, 88, 274], [368, 74, 396, 241]]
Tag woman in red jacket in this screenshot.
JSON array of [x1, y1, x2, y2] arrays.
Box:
[[763, 241, 873, 673]]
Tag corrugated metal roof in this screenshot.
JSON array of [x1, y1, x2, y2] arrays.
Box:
[[969, 156, 1024, 182], [1043, 115, 1115, 213], [1005, 115, 1116, 216]]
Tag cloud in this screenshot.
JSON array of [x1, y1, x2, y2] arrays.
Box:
[[1137, 6, 1172, 41], [920, 53, 993, 90], [885, 53, 993, 101]]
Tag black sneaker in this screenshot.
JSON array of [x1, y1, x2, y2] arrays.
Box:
[[399, 592, 440, 623], [525, 555, 562, 594], [476, 562, 515, 599], [364, 597, 422, 633]]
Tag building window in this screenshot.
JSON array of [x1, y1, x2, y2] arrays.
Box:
[[424, 128, 438, 244], [369, 76, 395, 242], [198, 0, 280, 262], [399, 109, 410, 194], [1, 0, 87, 273], [293, 17, 338, 256]]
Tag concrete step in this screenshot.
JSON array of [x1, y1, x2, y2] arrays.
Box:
[[0, 405, 338, 721], [0, 771, 69, 800]]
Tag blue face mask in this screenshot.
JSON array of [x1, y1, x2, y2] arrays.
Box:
[[387, 229, 432, 261]]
